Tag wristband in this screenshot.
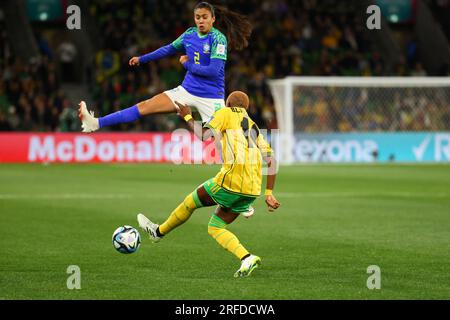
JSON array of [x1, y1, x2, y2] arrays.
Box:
[[184, 114, 193, 122], [265, 189, 273, 196]]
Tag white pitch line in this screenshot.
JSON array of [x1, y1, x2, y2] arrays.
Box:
[[0, 193, 186, 200], [0, 194, 133, 200]]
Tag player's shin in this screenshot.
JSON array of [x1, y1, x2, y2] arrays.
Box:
[[159, 191, 203, 235], [207, 215, 249, 260], [98, 104, 142, 128]]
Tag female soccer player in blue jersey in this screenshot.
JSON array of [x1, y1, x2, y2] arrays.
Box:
[[78, 2, 252, 132]]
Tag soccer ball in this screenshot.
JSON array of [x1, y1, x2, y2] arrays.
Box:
[[112, 225, 141, 254]]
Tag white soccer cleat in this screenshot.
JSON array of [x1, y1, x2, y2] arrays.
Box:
[[78, 101, 100, 133], [234, 254, 261, 278], [137, 213, 162, 243]]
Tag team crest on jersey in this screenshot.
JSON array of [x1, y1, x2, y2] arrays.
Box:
[[203, 43, 210, 54]]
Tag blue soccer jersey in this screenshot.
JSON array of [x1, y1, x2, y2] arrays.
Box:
[[172, 27, 227, 99]]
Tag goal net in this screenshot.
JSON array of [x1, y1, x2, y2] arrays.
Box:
[[268, 77, 450, 164]]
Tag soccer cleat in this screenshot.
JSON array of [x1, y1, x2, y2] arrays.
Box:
[[78, 101, 100, 133], [137, 213, 162, 243], [234, 254, 261, 278]]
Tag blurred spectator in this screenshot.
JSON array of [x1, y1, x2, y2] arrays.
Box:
[[95, 49, 120, 83], [0, 110, 12, 130], [57, 41, 78, 82], [59, 98, 79, 132], [36, 31, 53, 60], [410, 62, 428, 76], [406, 36, 419, 68]]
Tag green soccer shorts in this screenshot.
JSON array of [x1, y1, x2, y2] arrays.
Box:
[[202, 179, 257, 214]]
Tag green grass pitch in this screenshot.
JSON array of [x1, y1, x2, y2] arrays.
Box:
[[0, 163, 449, 299]]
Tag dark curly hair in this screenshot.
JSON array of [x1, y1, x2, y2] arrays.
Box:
[[195, 2, 252, 51]]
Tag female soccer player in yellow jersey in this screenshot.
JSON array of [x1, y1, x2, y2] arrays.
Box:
[[78, 2, 252, 132], [137, 91, 280, 277]]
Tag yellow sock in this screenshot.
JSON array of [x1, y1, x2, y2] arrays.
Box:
[[208, 214, 249, 260], [159, 191, 202, 235]]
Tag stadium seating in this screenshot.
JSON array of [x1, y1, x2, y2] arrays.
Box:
[[0, 0, 447, 132]]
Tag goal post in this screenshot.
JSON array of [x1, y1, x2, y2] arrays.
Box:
[[268, 77, 450, 164]]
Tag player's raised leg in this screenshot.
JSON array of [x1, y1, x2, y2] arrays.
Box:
[[207, 207, 261, 277], [78, 92, 176, 133], [137, 185, 216, 242]]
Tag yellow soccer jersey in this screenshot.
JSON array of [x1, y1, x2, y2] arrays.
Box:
[[204, 107, 273, 196]]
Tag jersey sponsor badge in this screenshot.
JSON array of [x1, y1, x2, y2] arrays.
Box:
[[216, 44, 226, 55]]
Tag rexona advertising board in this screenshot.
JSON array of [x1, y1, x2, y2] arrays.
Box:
[[293, 133, 450, 163]]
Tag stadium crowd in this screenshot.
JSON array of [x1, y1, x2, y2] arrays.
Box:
[[0, 7, 76, 132], [294, 87, 450, 132], [0, 55, 72, 132], [1, 0, 448, 132]]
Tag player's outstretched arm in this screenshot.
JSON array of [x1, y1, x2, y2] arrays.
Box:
[[174, 101, 214, 141], [256, 133, 280, 211], [134, 27, 193, 66], [263, 155, 281, 212], [130, 43, 181, 66]]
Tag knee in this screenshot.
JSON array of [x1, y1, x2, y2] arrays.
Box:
[[184, 191, 204, 212], [208, 225, 221, 237], [136, 100, 151, 113], [183, 193, 198, 213], [207, 214, 228, 237]]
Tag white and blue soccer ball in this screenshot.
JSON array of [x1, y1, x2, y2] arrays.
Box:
[[112, 225, 141, 254]]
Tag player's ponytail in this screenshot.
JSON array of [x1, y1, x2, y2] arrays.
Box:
[[195, 2, 252, 51]]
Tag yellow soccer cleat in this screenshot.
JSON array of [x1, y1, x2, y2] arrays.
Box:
[[234, 255, 261, 278]]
